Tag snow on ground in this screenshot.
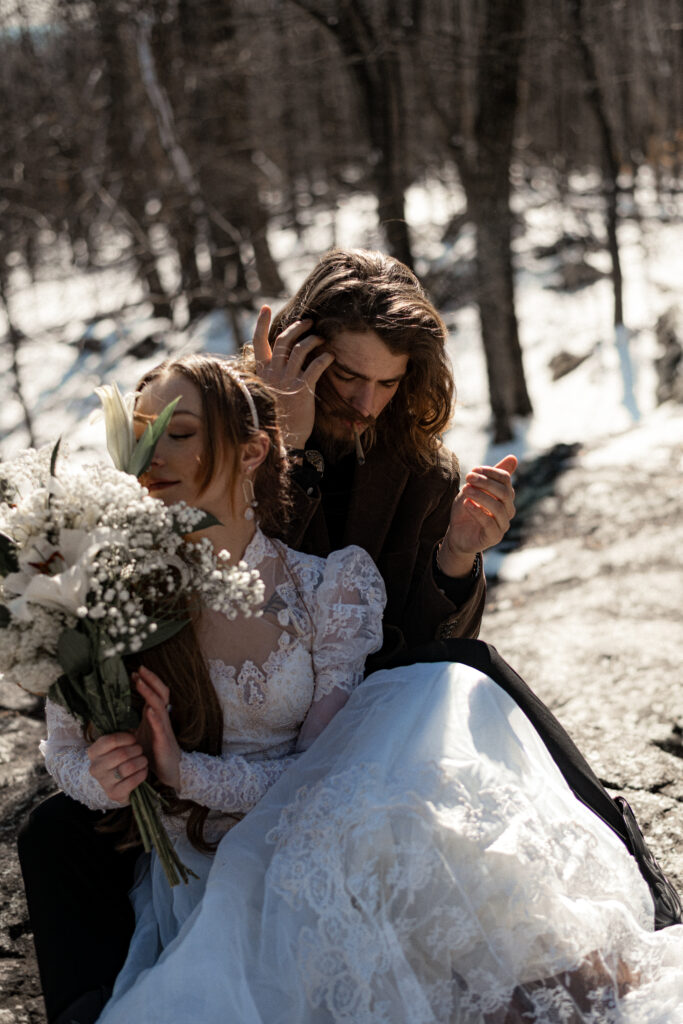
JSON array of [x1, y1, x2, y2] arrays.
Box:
[[1, 174, 681, 504]]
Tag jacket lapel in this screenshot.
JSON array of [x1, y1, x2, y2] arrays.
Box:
[[343, 440, 410, 560]]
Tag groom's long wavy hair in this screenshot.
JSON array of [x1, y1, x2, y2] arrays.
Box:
[[267, 248, 455, 469], [107, 356, 289, 853]]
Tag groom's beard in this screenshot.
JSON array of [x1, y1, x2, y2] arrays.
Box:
[[314, 376, 377, 465]]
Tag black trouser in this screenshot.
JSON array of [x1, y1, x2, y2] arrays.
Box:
[[380, 638, 631, 845], [17, 792, 139, 1024]]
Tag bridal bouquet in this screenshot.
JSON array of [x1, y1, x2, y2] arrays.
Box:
[[0, 395, 264, 885]]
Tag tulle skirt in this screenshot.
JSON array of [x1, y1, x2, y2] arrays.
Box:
[[97, 663, 683, 1023]]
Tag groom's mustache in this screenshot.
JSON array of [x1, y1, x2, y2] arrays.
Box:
[[315, 375, 377, 433]]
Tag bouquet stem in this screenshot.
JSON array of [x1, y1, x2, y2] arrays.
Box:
[[129, 782, 197, 887]]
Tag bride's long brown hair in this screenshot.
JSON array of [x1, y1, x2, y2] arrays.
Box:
[[104, 355, 289, 853]]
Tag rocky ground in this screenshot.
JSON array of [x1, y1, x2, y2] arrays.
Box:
[[0, 407, 682, 1023], [483, 408, 683, 888]]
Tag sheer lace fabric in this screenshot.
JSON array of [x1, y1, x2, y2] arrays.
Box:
[[40, 530, 385, 839], [98, 664, 683, 1024]]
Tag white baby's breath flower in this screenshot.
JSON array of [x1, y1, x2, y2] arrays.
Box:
[[0, 444, 264, 712]]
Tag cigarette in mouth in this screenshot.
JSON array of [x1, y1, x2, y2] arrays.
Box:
[[353, 426, 365, 465]]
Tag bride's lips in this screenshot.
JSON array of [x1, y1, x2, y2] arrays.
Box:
[[146, 480, 179, 493]]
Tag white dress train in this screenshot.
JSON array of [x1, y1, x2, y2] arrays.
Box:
[[97, 663, 683, 1024]]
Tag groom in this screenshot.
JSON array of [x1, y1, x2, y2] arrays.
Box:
[[251, 247, 517, 667]]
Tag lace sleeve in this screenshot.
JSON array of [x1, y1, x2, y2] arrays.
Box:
[[309, 546, 386, 701], [177, 751, 298, 813], [39, 699, 120, 811]]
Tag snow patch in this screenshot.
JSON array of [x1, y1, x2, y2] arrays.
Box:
[[485, 545, 558, 583]]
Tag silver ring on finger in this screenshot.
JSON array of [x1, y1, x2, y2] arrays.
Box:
[[113, 767, 122, 781], [166, 703, 173, 713]]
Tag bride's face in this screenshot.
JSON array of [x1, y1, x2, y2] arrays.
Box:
[[135, 372, 233, 514]]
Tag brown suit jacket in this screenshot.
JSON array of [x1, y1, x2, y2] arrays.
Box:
[[285, 437, 486, 666]]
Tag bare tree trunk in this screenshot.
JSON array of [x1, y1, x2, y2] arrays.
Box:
[[369, 53, 413, 269], [569, 0, 624, 329], [174, 215, 214, 321], [94, 2, 174, 321], [135, 11, 217, 322], [137, 239, 174, 321], [292, 0, 414, 268], [467, 188, 531, 441], [210, 221, 249, 305], [244, 209, 285, 297], [454, 0, 532, 441], [0, 277, 35, 448]]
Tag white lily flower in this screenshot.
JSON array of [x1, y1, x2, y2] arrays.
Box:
[[5, 527, 126, 621], [8, 564, 90, 622], [95, 383, 136, 472]]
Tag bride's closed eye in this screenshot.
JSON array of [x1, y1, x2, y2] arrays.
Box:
[[169, 432, 194, 440]]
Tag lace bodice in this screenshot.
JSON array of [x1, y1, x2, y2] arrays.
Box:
[[40, 531, 385, 830]]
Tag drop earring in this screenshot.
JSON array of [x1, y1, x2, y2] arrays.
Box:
[[242, 473, 258, 521]]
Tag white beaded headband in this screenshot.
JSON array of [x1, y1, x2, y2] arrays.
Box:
[[224, 362, 260, 432]]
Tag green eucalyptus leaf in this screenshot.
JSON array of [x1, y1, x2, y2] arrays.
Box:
[[97, 655, 140, 732], [122, 617, 189, 656], [80, 669, 112, 734], [48, 674, 90, 727], [127, 396, 180, 478], [0, 532, 19, 576], [117, 706, 141, 732], [189, 511, 222, 532], [57, 627, 94, 678], [100, 654, 130, 700], [126, 423, 156, 478], [49, 437, 62, 478], [172, 510, 222, 536]]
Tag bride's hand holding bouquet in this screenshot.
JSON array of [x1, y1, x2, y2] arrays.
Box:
[[87, 665, 180, 798]]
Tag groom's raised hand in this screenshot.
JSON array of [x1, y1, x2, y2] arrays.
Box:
[[252, 305, 335, 450], [437, 454, 518, 578]]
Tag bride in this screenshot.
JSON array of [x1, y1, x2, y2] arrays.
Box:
[[38, 356, 683, 1023]]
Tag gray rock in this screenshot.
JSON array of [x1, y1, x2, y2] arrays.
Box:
[[654, 305, 683, 404], [483, 417, 683, 886], [548, 349, 592, 380], [548, 257, 607, 291]]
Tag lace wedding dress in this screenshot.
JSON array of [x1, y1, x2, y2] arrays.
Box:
[[41, 532, 683, 1023]]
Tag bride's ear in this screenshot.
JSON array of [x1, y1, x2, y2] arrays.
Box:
[[239, 432, 270, 475]]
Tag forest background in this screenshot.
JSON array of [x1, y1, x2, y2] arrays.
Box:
[[1, 0, 681, 450]]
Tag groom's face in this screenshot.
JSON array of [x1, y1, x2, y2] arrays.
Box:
[[315, 330, 408, 444]]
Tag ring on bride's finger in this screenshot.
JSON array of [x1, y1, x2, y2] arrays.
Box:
[[166, 703, 173, 713], [113, 767, 122, 781]]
